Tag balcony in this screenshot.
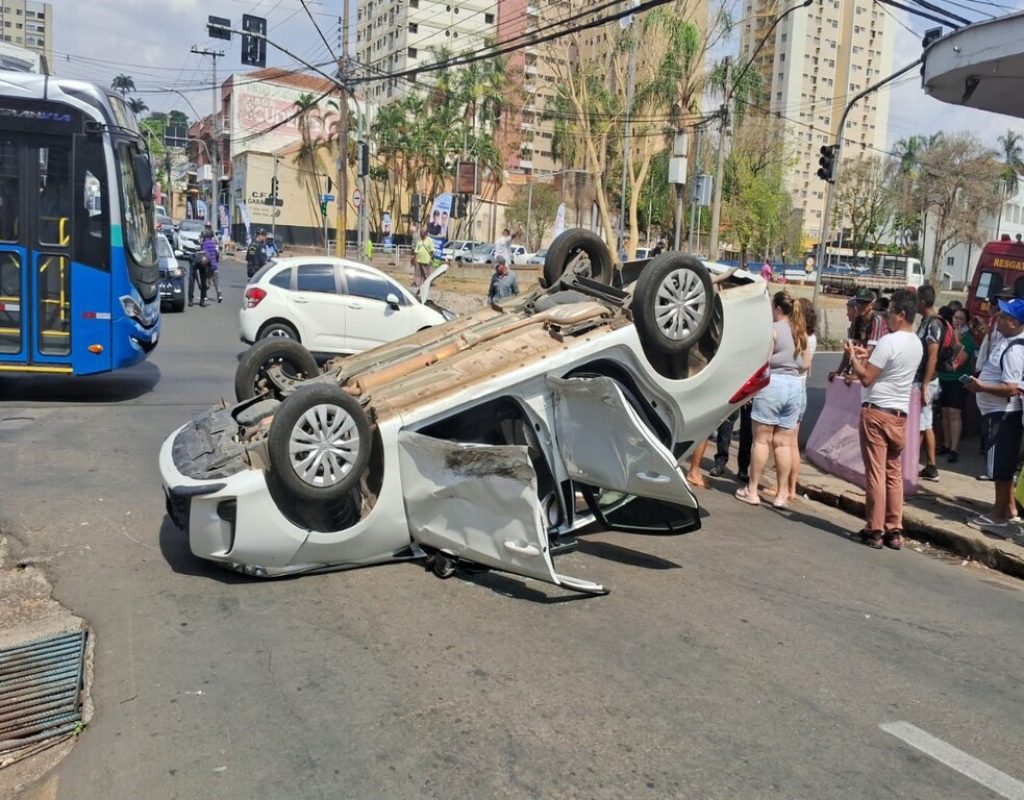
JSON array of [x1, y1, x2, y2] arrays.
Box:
[[524, 64, 538, 75], [526, 4, 539, 14], [518, 158, 534, 170]]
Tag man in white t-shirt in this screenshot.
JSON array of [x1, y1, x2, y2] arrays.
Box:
[[846, 288, 923, 550], [493, 228, 518, 265], [964, 298, 1024, 536]]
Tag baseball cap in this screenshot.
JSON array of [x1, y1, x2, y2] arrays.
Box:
[[853, 287, 875, 303], [997, 298, 1024, 324]]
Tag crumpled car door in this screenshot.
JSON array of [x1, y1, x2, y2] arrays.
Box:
[[398, 431, 607, 595], [549, 375, 701, 533]]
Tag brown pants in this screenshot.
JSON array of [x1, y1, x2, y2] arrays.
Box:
[[859, 407, 906, 532]]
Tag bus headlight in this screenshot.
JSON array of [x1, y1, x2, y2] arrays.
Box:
[[121, 296, 158, 326]]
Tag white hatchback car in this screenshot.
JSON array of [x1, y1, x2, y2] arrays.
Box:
[[162, 230, 772, 595], [240, 257, 449, 356]]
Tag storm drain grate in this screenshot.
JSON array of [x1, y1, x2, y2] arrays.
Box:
[[0, 630, 87, 756]]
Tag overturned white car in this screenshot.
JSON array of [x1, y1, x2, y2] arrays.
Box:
[[160, 231, 772, 594]]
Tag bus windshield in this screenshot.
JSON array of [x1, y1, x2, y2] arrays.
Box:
[[116, 141, 157, 297]]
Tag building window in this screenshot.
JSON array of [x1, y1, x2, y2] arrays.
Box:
[[946, 256, 955, 267], [408, 22, 417, 32], [408, 46, 417, 58], [409, 0, 418, 7], [484, 11, 494, 22]]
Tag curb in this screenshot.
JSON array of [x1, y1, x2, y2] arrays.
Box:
[[797, 479, 1024, 580]]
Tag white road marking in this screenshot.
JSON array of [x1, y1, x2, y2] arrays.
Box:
[[881, 721, 1024, 800]]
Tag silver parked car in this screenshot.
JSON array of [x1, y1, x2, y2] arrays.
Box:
[[160, 230, 772, 594]]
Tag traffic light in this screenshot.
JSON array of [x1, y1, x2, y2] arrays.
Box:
[[241, 14, 267, 68], [817, 144, 837, 183], [270, 176, 279, 197], [410, 192, 425, 224], [320, 200, 328, 218], [357, 141, 370, 177]]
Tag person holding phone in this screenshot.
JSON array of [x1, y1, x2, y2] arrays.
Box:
[[963, 299, 1024, 536]]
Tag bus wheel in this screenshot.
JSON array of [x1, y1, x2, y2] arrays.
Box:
[[235, 339, 320, 401], [267, 383, 371, 505]]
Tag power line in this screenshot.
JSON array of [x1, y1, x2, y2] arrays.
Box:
[[874, 0, 965, 28]]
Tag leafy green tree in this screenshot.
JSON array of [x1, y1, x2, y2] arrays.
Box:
[[505, 182, 560, 251], [168, 110, 189, 127], [997, 129, 1023, 197], [127, 97, 148, 115], [834, 156, 896, 254]]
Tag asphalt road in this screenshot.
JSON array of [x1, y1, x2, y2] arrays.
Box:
[[1, 259, 1021, 800]]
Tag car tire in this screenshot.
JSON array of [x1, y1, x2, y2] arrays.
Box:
[[267, 383, 372, 505], [234, 338, 320, 401], [259, 321, 299, 341], [631, 253, 714, 354], [172, 298, 186, 313], [542, 229, 614, 288]]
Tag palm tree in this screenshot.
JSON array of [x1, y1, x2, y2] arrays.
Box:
[[997, 129, 1023, 197], [292, 92, 329, 244], [127, 97, 148, 115], [111, 74, 135, 98]]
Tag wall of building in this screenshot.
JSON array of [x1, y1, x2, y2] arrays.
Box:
[[0, 1, 50, 66]]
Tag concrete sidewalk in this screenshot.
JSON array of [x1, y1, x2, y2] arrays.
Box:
[[699, 442, 1024, 580]]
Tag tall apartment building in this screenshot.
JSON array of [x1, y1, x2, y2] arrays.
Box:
[[740, 0, 894, 240], [0, 1, 51, 67], [356, 0, 496, 102]]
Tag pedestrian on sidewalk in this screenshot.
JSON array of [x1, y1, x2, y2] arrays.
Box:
[[735, 290, 807, 509], [765, 298, 818, 502], [412, 229, 433, 287], [937, 307, 977, 464], [829, 295, 868, 382], [964, 298, 1024, 536], [915, 285, 944, 481], [847, 288, 922, 549]]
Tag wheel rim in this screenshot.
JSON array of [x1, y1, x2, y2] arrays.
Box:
[[287, 402, 362, 488], [267, 328, 292, 339], [654, 268, 707, 341]]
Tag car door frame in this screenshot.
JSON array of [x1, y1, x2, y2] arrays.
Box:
[[288, 261, 348, 352], [548, 374, 701, 533]]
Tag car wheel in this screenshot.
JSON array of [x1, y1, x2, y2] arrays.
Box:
[[267, 383, 372, 505], [542, 229, 613, 288], [234, 338, 320, 401], [173, 298, 186, 313], [631, 253, 713, 354], [259, 321, 299, 341]]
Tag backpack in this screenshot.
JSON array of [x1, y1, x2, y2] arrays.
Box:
[[935, 316, 967, 374], [245, 243, 259, 265]]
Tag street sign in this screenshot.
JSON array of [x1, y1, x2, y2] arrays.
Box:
[[321, 194, 335, 203], [353, 189, 362, 208]]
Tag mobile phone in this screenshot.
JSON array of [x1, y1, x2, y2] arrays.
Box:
[[958, 374, 972, 385]]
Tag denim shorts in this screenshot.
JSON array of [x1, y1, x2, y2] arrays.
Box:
[[916, 379, 940, 432], [751, 373, 803, 430]]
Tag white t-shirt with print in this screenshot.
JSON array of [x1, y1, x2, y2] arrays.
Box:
[[976, 332, 1024, 415], [861, 331, 923, 414]]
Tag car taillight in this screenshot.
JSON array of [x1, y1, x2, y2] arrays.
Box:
[[729, 362, 771, 404], [244, 287, 267, 308]]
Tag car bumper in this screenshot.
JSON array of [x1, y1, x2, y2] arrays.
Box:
[[159, 276, 184, 302], [159, 410, 414, 576]]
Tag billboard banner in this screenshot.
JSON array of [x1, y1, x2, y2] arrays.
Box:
[[426, 193, 452, 255], [553, 202, 566, 239], [237, 200, 252, 245]]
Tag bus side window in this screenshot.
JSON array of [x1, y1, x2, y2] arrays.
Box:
[[0, 139, 18, 243], [74, 138, 108, 270], [38, 145, 71, 247]]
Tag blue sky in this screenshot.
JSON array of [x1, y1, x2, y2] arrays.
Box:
[[51, 0, 1024, 150]]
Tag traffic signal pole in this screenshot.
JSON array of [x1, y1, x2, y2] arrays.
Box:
[[271, 154, 279, 244], [812, 56, 922, 303], [336, 0, 351, 259]]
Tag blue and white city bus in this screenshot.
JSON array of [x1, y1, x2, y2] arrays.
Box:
[[0, 73, 160, 376]]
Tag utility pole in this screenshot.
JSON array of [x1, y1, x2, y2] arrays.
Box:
[[335, 0, 351, 258], [619, 36, 637, 257], [687, 126, 703, 252], [191, 47, 223, 224], [271, 154, 279, 244], [708, 57, 730, 261]]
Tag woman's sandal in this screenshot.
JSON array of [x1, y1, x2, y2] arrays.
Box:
[[734, 487, 761, 506]]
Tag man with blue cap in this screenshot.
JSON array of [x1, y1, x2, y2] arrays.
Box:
[[965, 297, 1024, 535]]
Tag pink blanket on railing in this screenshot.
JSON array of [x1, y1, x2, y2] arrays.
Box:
[[805, 380, 921, 496]]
